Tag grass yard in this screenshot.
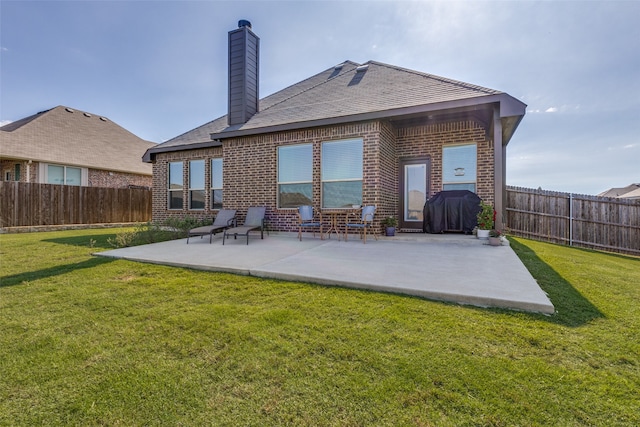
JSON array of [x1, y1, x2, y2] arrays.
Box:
[[1, 229, 638, 426]]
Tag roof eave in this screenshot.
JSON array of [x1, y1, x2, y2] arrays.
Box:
[[209, 93, 526, 140], [143, 140, 223, 163]]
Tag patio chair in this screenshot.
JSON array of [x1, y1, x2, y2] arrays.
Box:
[[344, 205, 377, 244], [297, 205, 324, 241], [186, 209, 236, 243], [222, 206, 267, 245]]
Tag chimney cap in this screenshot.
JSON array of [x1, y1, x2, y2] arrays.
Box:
[[238, 19, 252, 29]]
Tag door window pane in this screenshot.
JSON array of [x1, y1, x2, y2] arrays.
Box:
[[405, 164, 426, 221]]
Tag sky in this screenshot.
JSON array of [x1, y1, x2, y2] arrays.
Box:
[[1, 0, 638, 196]]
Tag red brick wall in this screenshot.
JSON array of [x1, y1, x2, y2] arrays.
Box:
[[88, 169, 151, 189], [396, 120, 493, 204], [151, 118, 494, 232]]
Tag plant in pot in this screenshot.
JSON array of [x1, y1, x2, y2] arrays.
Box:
[[476, 201, 494, 240], [489, 229, 503, 246], [381, 216, 398, 236]]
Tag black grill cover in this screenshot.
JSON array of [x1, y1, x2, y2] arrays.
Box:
[[423, 190, 482, 234]]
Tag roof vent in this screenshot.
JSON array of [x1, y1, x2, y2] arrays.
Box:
[[65, 107, 74, 113], [356, 64, 369, 72], [99, 117, 107, 121], [238, 19, 251, 29], [84, 112, 91, 117]]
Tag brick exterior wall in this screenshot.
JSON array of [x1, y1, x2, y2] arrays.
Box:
[[88, 169, 152, 188], [0, 159, 151, 188], [150, 118, 494, 234]]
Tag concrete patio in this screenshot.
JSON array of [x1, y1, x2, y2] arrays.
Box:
[[96, 232, 555, 314]]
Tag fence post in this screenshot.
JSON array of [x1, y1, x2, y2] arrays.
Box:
[[569, 193, 573, 247]]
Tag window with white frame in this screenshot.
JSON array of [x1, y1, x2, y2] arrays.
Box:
[[46, 164, 83, 186], [210, 158, 223, 210], [442, 144, 477, 192], [321, 138, 363, 208], [168, 161, 183, 210], [278, 144, 312, 208], [189, 160, 205, 210]]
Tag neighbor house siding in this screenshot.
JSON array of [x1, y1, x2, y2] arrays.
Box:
[[1, 159, 151, 188]]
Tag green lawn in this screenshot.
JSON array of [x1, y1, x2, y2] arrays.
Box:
[[1, 229, 638, 426]]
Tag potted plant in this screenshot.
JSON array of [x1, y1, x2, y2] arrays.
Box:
[[381, 216, 398, 236], [476, 201, 494, 240], [489, 229, 503, 246]]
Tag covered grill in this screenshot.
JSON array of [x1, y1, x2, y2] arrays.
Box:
[[423, 190, 482, 234]]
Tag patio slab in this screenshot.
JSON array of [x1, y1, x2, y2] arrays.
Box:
[[95, 232, 555, 314]]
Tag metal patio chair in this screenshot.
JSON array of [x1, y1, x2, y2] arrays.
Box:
[[344, 205, 377, 244], [297, 205, 324, 241]]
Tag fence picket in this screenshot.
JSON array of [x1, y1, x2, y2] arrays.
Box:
[[506, 186, 640, 256], [0, 182, 151, 228]]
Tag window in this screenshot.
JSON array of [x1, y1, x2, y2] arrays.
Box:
[[211, 158, 223, 210], [189, 160, 205, 210], [46, 164, 82, 186], [278, 144, 312, 208], [442, 144, 477, 192], [321, 138, 363, 208], [168, 161, 183, 210]]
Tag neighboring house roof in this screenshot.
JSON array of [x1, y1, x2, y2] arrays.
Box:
[[1, 106, 156, 175], [144, 60, 526, 161], [597, 183, 640, 199]]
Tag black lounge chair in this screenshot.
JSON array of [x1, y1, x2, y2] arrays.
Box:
[[222, 207, 266, 245], [186, 209, 236, 243]]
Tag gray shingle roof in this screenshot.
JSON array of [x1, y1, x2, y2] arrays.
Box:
[[1, 106, 155, 175], [145, 60, 523, 161]]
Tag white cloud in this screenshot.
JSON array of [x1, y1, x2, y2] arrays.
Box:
[[0, 120, 12, 127], [545, 107, 558, 113]]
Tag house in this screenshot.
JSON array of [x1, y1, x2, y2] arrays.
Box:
[[0, 106, 155, 188], [143, 21, 526, 233], [597, 184, 640, 200]]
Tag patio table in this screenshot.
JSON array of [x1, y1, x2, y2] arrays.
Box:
[[322, 207, 361, 240]]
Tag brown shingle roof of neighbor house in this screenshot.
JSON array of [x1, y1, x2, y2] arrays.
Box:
[[597, 183, 640, 199], [144, 60, 526, 162], [1, 106, 156, 176]]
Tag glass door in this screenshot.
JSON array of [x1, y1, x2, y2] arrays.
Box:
[[399, 157, 430, 231]]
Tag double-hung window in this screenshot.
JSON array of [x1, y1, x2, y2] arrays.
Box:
[[210, 158, 223, 210], [189, 160, 205, 210], [168, 161, 183, 210], [278, 144, 312, 208], [321, 138, 363, 208], [442, 144, 477, 192]]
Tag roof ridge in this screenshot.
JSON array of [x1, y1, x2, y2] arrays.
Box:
[[257, 60, 361, 114], [366, 60, 502, 95]]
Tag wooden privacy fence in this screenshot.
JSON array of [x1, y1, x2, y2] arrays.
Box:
[[0, 182, 152, 228], [506, 186, 640, 256]]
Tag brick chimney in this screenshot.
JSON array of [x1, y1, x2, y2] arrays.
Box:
[[228, 20, 259, 126]]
